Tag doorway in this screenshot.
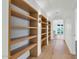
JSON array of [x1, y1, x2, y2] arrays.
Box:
[[53, 20, 64, 40]]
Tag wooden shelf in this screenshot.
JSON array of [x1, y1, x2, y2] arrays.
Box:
[[42, 22, 47, 25], [11, 0, 37, 13], [10, 43, 37, 59], [42, 33, 47, 36], [42, 28, 47, 29], [10, 35, 37, 45], [11, 26, 37, 29], [42, 37, 46, 42], [11, 9, 37, 21]]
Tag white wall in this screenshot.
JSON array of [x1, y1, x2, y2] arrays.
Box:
[[51, 21, 53, 40], [64, 9, 76, 55], [2, 0, 9, 59], [64, 11, 76, 55]]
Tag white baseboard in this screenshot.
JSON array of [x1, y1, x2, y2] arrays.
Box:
[[65, 40, 76, 55]]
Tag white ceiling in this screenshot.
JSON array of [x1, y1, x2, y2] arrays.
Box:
[[27, 0, 77, 21]]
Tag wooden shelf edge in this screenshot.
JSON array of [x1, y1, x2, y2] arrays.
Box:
[[42, 37, 46, 42], [42, 27, 47, 29], [10, 35, 37, 45], [10, 43, 37, 59], [11, 26, 37, 29], [42, 22, 47, 25], [42, 33, 47, 36]]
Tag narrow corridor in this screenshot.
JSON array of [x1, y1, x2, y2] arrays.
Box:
[[29, 40, 76, 59]]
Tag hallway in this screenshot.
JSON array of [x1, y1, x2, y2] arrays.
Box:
[[2, 0, 77, 59], [29, 40, 76, 59]]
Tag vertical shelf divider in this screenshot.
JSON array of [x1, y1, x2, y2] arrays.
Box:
[[37, 14, 42, 56], [41, 15, 47, 51], [30, 13, 38, 57], [48, 21, 51, 41]]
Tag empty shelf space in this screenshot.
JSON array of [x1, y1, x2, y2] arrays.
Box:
[[42, 37, 46, 42], [10, 35, 37, 45], [11, 26, 37, 29], [48, 32, 51, 34], [10, 43, 37, 59], [48, 35, 51, 38], [49, 32, 50, 34], [41, 33, 47, 36], [11, 9, 37, 21], [11, 0, 37, 13], [48, 24, 51, 26]]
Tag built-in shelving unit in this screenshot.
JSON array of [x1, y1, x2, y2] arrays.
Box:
[[9, 0, 38, 59], [48, 21, 51, 40], [41, 16, 47, 49], [9, 0, 51, 59]]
